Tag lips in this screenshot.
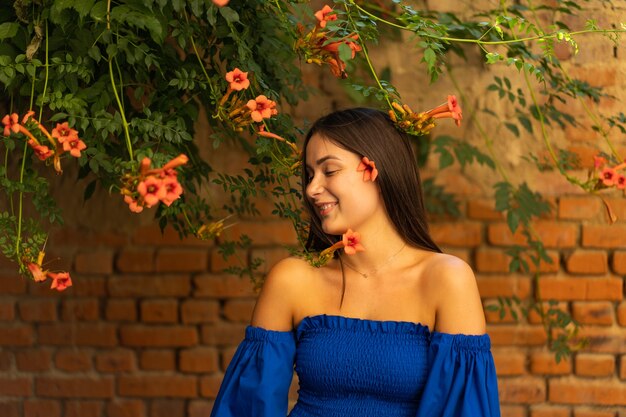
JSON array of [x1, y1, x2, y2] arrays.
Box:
[[316, 202, 337, 216]]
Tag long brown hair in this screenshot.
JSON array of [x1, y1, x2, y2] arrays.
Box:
[[301, 107, 442, 255]]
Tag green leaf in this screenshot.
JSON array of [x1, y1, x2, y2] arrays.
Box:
[[0, 23, 19, 41], [84, 180, 97, 200], [338, 42, 352, 62], [219, 7, 240, 23], [507, 210, 520, 233], [505, 122, 520, 137], [518, 115, 533, 133]]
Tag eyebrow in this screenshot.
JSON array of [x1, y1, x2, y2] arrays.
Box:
[[305, 155, 342, 169]]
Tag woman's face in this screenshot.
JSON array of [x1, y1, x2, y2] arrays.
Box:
[[305, 134, 383, 235]]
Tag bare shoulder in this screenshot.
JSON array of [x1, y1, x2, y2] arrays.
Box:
[[250, 256, 314, 331], [421, 252, 486, 335]]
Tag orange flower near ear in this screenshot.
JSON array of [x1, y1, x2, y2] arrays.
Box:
[[225, 68, 250, 91], [342, 229, 365, 255], [357, 156, 378, 181], [315, 5, 337, 28]]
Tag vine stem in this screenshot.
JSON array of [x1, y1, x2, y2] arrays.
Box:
[[344, 4, 392, 109], [350, 1, 625, 45], [107, 0, 134, 161], [38, 21, 49, 122]]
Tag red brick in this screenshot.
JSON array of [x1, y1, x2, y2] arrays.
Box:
[[55, 349, 92, 372], [530, 405, 571, 417], [223, 299, 255, 322], [155, 249, 208, 272], [573, 408, 618, 417], [50, 228, 127, 248], [141, 299, 178, 323], [181, 300, 219, 324], [612, 251, 626, 274], [220, 346, 238, 370], [132, 225, 209, 247], [193, 274, 256, 298], [575, 353, 615, 377], [0, 300, 15, 320], [179, 347, 219, 373], [105, 299, 137, 322], [18, 299, 57, 322], [116, 248, 155, 273], [189, 400, 214, 417], [120, 325, 198, 347], [0, 401, 20, 417], [583, 224, 626, 248], [497, 376, 546, 403], [62, 298, 100, 321], [250, 247, 292, 272], [222, 220, 298, 245], [538, 278, 623, 301], [210, 248, 248, 273], [0, 325, 34, 346], [24, 399, 61, 417], [602, 197, 626, 221], [476, 275, 532, 298], [149, 400, 184, 417], [15, 349, 52, 372], [566, 250, 608, 275], [200, 374, 224, 398], [549, 377, 626, 405], [140, 350, 175, 371], [575, 327, 626, 353], [65, 401, 102, 417], [527, 302, 569, 325], [559, 196, 602, 220], [74, 250, 114, 274], [0, 275, 27, 294], [429, 222, 482, 247], [35, 377, 114, 398], [118, 375, 197, 398], [618, 302, 626, 326], [201, 323, 247, 346], [95, 350, 135, 372], [572, 301, 614, 325], [489, 325, 548, 346], [0, 350, 12, 370], [39, 323, 117, 346], [530, 351, 572, 375], [69, 277, 107, 297], [467, 199, 503, 220], [475, 248, 559, 273], [492, 349, 526, 376], [0, 377, 32, 396], [488, 221, 577, 248], [108, 275, 190, 297], [499, 405, 526, 417], [106, 400, 145, 417]]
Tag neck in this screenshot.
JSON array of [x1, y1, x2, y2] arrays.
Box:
[[340, 223, 407, 274]]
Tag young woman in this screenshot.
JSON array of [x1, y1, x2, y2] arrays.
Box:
[[210, 108, 500, 417]]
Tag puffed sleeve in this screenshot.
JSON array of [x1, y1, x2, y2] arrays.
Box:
[[415, 332, 501, 417], [210, 326, 296, 417]]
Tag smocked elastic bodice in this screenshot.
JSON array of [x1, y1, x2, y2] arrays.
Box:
[[288, 315, 432, 417]]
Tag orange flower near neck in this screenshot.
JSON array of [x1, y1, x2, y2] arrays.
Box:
[[342, 229, 365, 255], [357, 156, 378, 182]]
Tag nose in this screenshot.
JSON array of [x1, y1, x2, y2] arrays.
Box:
[[306, 173, 323, 199]]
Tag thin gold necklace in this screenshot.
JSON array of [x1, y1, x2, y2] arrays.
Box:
[[341, 243, 406, 278]]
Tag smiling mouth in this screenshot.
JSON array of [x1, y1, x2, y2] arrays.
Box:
[[318, 202, 337, 216]]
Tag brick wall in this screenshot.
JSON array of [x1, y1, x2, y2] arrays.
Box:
[[2, 1, 626, 416]]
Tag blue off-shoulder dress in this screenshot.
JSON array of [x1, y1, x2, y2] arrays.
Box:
[[210, 314, 501, 417]]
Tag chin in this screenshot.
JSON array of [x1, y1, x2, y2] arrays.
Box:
[[321, 220, 348, 236]]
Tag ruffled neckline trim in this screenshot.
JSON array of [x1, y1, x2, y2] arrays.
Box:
[[295, 314, 430, 339]]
